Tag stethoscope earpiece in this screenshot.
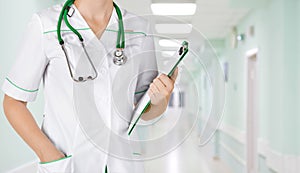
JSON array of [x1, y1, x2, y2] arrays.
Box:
[[78, 77, 84, 82], [66, 6, 75, 17]]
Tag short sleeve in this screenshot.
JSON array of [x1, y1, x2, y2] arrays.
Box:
[[1, 13, 48, 102], [134, 22, 158, 104]]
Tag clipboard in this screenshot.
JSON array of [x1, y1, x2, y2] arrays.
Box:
[[127, 41, 189, 136]]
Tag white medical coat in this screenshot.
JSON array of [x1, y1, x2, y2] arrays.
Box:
[[2, 2, 158, 173]]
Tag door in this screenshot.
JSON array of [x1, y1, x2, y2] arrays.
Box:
[[246, 49, 259, 173]]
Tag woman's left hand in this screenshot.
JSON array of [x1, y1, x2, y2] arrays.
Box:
[[148, 68, 179, 108]]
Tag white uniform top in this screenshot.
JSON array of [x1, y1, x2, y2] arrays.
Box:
[[2, 2, 158, 173]]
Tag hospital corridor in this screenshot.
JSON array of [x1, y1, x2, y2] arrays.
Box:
[[0, 0, 299, 173]]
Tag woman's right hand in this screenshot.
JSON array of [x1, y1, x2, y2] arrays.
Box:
[[3, 94, 66, 164], [39, 146, 65, 163]]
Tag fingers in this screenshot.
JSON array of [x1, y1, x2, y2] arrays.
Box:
[[148, 68, 179, 106], [148, 82, 166, 105], [158, 74, 174, 92], [157, 67, 179, 92], [151, 78, 169, 96], [149, 82, 160, 93], [154, 78, 166, 90], [148, 68, 179, 100]]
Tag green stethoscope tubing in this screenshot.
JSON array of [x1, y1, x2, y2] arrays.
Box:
[[57, 0, 125, 49], [57, 0, 126, 82], [114, 2, 125, 49]]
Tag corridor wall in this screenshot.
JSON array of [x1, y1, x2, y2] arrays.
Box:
[[217, 0, 299, 172]]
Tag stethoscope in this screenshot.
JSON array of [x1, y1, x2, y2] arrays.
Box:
[[57, 0, 127, 82]]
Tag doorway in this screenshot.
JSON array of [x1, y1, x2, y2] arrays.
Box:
[[246, 48, 259, 173]]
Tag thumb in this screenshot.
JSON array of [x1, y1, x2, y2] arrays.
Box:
[[170, 67, 179, 82]]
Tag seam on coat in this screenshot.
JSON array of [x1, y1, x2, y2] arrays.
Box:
[[43, 28, 147, 36]]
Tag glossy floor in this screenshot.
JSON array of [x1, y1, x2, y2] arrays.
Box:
[[142, 108, 232, 173]]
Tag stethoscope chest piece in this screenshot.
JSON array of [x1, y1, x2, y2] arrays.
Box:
[[57, 0, 126, 82], [113, 49, 127, 66]]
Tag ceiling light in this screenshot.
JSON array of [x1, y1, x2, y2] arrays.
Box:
[[155, 24, 193, 34], [159, 39, 182, 47], [161, 51, 177, 57], [151, 3, 197, 16]]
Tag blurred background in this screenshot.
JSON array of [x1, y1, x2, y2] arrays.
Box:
[[0, 0, 299, 173]]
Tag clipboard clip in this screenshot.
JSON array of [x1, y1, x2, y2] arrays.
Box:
[[178, 41, 189, 56]]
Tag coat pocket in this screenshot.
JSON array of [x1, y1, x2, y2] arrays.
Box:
[[37, 155, 73, 173]]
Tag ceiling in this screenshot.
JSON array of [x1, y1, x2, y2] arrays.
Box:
[[116, 0, 251, 40], [193, 0, 251, 39]]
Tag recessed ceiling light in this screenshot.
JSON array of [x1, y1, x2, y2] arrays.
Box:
[[151, 3, 197, 16], [159, 39, 183, 47], [155, 24, 193, 34], [161, 51, 177, 57]]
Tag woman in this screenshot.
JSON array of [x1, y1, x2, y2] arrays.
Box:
[[2, 0, 178, 172]]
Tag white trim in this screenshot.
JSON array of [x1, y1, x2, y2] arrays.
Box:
[[257, 138, 269, 157], [218, 124, 300, 173], [220, 141, 246, 166], [258, 139, 300, 173], [219, 123, 246, 144], [7, 160, 37, 173], [281, 155, 300, 173], [266, 147, 283, 172]]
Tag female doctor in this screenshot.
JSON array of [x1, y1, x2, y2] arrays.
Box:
[[2, 0, 178, 172]]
